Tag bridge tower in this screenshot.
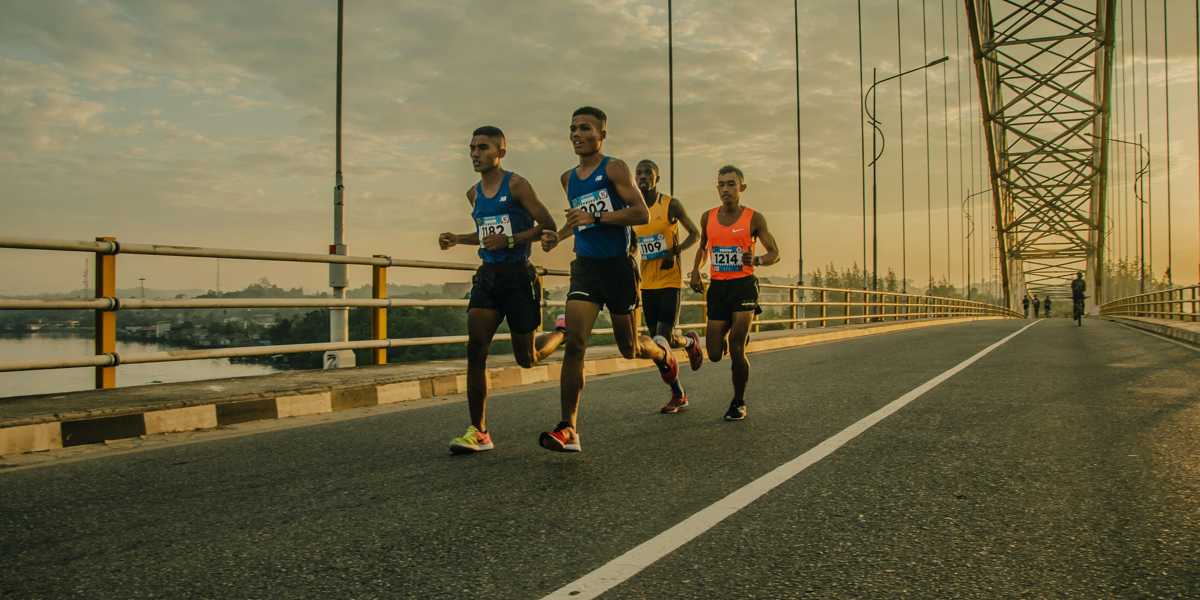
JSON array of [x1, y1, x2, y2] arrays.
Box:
[[964, 0, 1117, 311]]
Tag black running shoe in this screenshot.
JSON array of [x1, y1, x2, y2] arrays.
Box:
[[723, 400, 747, 421]]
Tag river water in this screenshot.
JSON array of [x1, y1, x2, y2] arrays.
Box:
[[0, 333, 281, 399]]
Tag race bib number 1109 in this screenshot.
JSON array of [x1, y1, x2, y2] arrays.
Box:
[[638, 233, 667, 260]]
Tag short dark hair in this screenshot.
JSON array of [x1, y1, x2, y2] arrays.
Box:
[[636, 159, 659, 175], [572, 106, 607, 126], [718, 164, 745, 182], [472, 125, 505, 141]]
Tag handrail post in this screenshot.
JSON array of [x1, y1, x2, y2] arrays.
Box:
[[371, 256, 388, 366], [1192, 287, 1198, 322], [819, 289, 827, 327], [94, 236, 117, 389], [789, 287, 798, 330]]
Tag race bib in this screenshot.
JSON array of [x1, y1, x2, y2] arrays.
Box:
[[476, 214, 511, 239], [569, 189, 614, 231], [711, 245, 744, 272], [638, 233, 668, 260]]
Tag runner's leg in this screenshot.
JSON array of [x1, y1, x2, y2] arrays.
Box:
[[466, 308, 504, 431], [560, 299, 600, 429], [705, 319, 731, 362], [727, 310, 754, 404]]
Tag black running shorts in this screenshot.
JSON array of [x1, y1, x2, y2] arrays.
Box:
[[467, 262, 542, 334], [567, 256, 639, 315], [705, 276, 761, 322], [641, 287, 681, 333]]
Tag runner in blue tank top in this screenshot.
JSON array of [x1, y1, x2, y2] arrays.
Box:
[[536, 106, 690, 453], [438, 126, 567, 455]]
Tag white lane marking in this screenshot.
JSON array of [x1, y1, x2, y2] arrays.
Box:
[[542, 319, 1040, 600], [1113, 321, 1200, 353]]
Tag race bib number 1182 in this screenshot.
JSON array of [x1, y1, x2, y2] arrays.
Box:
[[476, 214, 511, 239]]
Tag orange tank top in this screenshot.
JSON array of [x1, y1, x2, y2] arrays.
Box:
[[706, 206, 755, 281]]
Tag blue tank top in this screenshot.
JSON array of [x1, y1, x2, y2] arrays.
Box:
[[471, 172, 533, 264], [566, 156, 630, 258]]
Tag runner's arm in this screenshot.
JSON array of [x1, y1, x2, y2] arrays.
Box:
[[438, 190, 481, 249], [750, 211, 780, 267], [668, 196, 699, 255], [510, 174, 557, 245], [563, 159, 649, 229], [688, 210, 710, 292]]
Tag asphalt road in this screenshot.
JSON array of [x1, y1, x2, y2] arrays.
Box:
[[1, 318, 1196, 599]]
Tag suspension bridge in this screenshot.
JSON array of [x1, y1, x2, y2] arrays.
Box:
[[1, 1, 1198, 598]]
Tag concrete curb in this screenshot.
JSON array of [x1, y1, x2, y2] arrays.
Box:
[[0, 316, 1006, 456], [1102, 316, 1200, 347]]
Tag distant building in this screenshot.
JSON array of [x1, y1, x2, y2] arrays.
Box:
[[443, 282, 472, 298]]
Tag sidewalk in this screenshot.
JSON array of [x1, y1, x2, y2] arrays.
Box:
[[1102, 315, 1200, 347], [0, 317, 1006, 456]]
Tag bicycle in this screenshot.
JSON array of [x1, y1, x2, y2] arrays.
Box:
[[1072, 295, 1087, 327]]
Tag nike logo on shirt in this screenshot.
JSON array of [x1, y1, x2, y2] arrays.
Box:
[[731, 228, 744, 232]]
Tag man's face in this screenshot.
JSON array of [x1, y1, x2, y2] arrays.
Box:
[[569, 115, 604, 156], [635, 163, 659, 191], [716, 172, 745, 204], [469, 135, 504, 173]]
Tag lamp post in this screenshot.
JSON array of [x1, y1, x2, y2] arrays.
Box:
[[864, 56, 949, 294], [325, 0, 354, 369], [1091, 133, 1150, 293]]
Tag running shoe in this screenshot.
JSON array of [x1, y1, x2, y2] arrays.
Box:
[[554, 314, 567, 331], [723, 400, 747, 421], [684, 331, 703, 371], [539, 422, 581, 452], [449, 425, 494, 454], [660, 392, 689, 414], [652, 335, 679, 383]]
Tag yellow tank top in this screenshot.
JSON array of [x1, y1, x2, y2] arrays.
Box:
[[633, 193, 681, 290]]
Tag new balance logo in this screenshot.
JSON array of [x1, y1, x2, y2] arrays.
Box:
[[499, 195, 508, 202], [594, 175, 603, 182]]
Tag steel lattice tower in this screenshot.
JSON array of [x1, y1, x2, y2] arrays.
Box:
[[964, 0, 1116, 309]]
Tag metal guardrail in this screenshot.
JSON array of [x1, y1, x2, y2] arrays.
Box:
[[1099, 284, 1200, 322], [1, 235, 1019, 386]]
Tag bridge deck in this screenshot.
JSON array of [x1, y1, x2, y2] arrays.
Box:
[[1, 319, 1196, 598]]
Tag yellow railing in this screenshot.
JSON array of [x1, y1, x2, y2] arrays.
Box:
[[1100, 284, 1200, 322], [1, 235, 1019, 388]]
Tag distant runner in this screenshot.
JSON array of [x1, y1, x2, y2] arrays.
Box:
[[632, 159, 703, 413], [440, 125, 566, 454], [689, 165, 780, 421], [538, 107, 687, 452]]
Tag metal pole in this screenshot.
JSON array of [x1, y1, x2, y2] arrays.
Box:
[[1196, 0, 1199, 285], [326, 0, 354, 369], [668, 0, 674, 197], [858, 0, 868, 290], [1139, 133, 1146, 292], [872, 67, 879, 294], [1144, 0, 1154, 278], [1163, 0, 1174, 286], [922, 0, 932, 292], [941, 0, 950, 284], [794, 0, 803, 289], [896, 0, 908, 293]]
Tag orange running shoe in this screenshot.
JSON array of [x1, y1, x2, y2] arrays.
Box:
[[660, 392, 689, 414], [539, 422, 581, 452]]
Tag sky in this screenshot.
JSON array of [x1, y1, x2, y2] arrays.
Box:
[[1, 0, 1197, 296]]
